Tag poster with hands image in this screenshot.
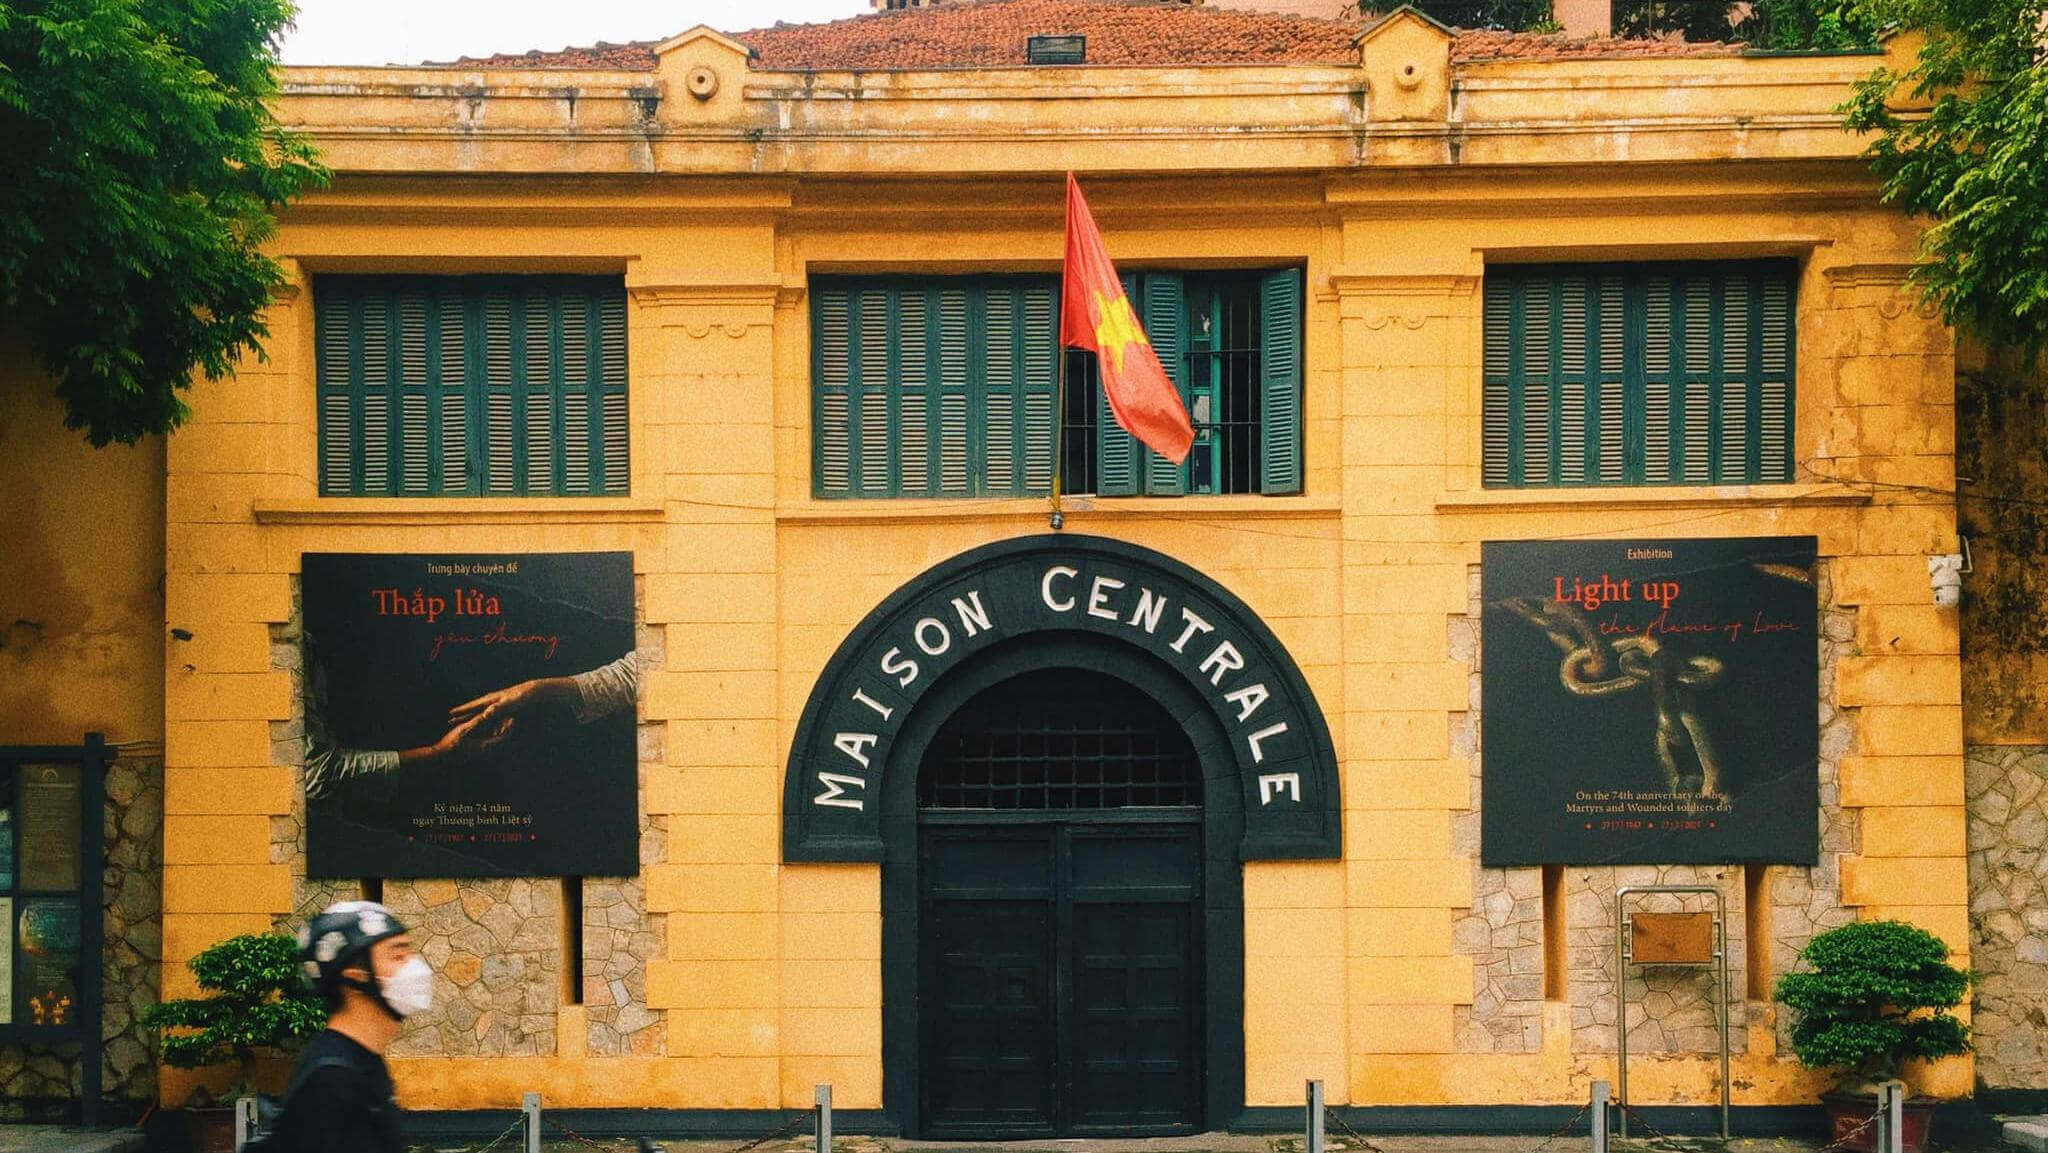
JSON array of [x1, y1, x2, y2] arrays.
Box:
[[301, 552, 638, 878]]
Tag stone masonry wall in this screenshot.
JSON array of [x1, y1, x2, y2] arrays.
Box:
[[0, 753, 163, 1120], [1966, 745, 2048, 1089], [1450, 563, 1859, 1056]]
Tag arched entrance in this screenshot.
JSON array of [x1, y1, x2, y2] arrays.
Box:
[[916, 665, 1206, 1137], [783, 535, 1339, 1137]]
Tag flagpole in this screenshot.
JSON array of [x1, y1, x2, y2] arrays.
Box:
[[1050, 174, 1069, 532], [1050, 337, 1067, 532]]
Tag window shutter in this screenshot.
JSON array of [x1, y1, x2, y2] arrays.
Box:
[[1523, 279, 1553, 485], [1558, 276, 1587, 485], [982, 286, 1019, 493], [523, 295, 556, 494], [318, 275, 624, 497], [1643, 275, 1674, 483], [1596, 274, 1625, 483], [1759, 272, 1794, 482], [1093, 272, 1142, 497], [397, 288, 431, 495], [597, 288, 629, 494], [1139, 272, 1187, 495], [316, 291, 356, 495], [1482, 261, 1794, 490], [856, 289, 892, 495], [936, 288, 972, 495], [896, 287, 932, 495], [482, 289, 518, 495], [1020, 283, 1058, 495], [360, 293, 392, 495], [1679, 275, 1712, 484], [436, 289, 472, 494], [1481, 280, 1512, 487], [1257, 267, 1304, 495], [814, 286, 854, 498]]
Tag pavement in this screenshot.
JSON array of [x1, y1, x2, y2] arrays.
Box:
[[2001, 1117, 2048, 1153], [0, 1128, 145, 1153], [406, 1135, 1838, 1153]]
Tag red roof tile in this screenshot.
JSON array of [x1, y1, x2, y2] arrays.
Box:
[[435, 0, 1732, 72]]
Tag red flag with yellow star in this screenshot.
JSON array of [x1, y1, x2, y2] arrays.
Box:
[[1061, 173, 1194, 465]]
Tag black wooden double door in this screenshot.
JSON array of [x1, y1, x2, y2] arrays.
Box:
[[918, 819, 1204, 1138]]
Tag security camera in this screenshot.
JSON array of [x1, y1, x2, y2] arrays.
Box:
[[1928, 553, 1965, 607]]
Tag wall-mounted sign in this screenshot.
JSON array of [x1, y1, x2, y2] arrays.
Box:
[[19, 765, 79, 892], [1481, 537, 1818, 866], [301, 553, 638, 879], [785, 534, 1341, 862], [16, 899, 77, 1026]]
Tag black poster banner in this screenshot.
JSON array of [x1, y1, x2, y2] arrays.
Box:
[[301, 553, 638, 879], [1481, 536, 1819, 866]]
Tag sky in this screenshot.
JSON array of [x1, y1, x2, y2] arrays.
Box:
[[277, 0, 870, 66]]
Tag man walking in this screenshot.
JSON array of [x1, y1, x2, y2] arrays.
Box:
[[269, 901, 433, 1153]]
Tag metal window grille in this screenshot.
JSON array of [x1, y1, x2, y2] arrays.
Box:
[[1060, 272, 1270, 496], [919, 669, 1201, 810]]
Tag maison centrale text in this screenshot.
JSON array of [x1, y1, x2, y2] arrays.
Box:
[[815, 565, 1299, 813], [369, 587, 562, 660]]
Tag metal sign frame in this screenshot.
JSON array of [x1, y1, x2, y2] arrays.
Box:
[[1614, 884, 1729, 1139], [0, 732, 108, 1126]]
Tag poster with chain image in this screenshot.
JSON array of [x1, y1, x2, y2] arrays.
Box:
[[300, 552, 638, 879], [1480, 537, 1819, 866]]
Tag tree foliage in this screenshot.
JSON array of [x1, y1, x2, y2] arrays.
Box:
[[142, 932, 326, 1090], [1843, 0, 2048, 354], [1774, 920, 1972, 1083], [0, 0, 324, 445]]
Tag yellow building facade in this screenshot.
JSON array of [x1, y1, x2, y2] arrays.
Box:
[[139, 4, 1970, 1131]]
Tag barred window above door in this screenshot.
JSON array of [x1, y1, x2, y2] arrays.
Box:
[[315, 275, 628, 496], [810, 269, 1303, 499], [1482, 261, 1795, 488]]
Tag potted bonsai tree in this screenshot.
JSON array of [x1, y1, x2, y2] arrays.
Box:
[[1774, 919, 1972, 1153], [143, 932, 327, 1153]]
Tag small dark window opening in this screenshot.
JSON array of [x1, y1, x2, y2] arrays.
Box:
[[1027, 35, 1086, 64], [919, 668, 1200, 810]]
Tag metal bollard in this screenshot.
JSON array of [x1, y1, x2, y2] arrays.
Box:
[[816, 1083, 833, 1153], [1878, 1080, 1906, 1153], [233, 1096, 259, 1151], [523, 1092, 542, 1153], [1590, 1081, 1610, 1153], [1307, 1079, 1325, 1153]]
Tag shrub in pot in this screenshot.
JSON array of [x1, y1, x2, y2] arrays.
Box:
[[143, 933, 326, 1153], [1774, 920, 1972, 1153]]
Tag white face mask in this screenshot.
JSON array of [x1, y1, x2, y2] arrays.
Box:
[[379, 956, 435, 1018]]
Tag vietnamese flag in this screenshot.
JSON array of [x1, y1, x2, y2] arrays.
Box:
[[1061, 173, 1194, 465]]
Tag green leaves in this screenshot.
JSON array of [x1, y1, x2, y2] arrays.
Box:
[[1843, 0, 2048, 355], [142, 932, 326, 1078], [1773, 920, 1973, 1080], [0, 0, 325, 445]]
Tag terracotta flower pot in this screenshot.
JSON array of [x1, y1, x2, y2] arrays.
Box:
[[186, 1103, 239, 1153], [1822, 1089, 1937, 1153]]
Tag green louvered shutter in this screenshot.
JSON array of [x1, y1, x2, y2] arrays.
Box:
[[1139, 272, 1188, 495], [1093, 271, 1142, 496], [814, 285, 854, 497], [896, 286, 932, 495], [1019, 283, 1059, 495], [812, 277, 1056, 498], [1482, 262, 1794, 488], [316, 275, 627, 496], [935, 287, 973, 495], [1258, 267, 1305, 494]]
